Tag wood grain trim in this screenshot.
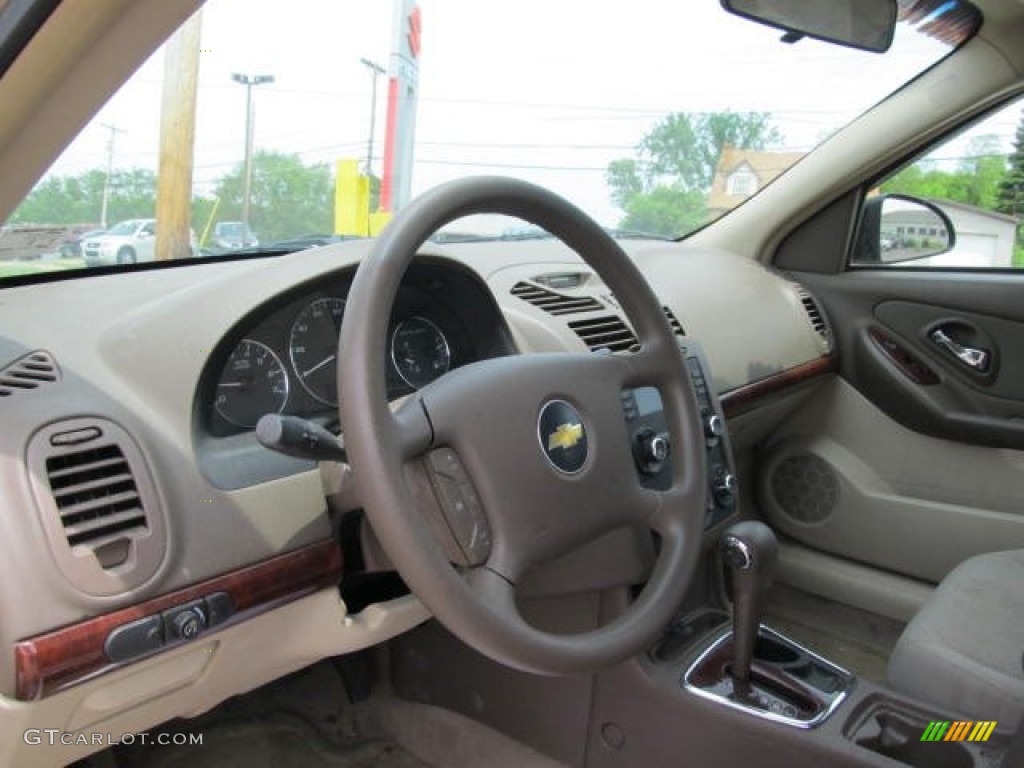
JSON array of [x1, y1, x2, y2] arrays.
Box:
[[721, 356, 836, 417], [14, 538, 342, 701]]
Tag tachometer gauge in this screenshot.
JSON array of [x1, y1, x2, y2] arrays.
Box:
[[289, 297, 346, 405], [214, 339, 289, 428], [391, 316, 451, 389]]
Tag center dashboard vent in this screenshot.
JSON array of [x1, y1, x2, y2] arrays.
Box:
[[28, 417, 166, 596], [570, 306, 685, 353], [0, 350, 59, 397], [510, 281, 604, 316]]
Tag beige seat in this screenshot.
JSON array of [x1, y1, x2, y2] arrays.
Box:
[[887, 549, 1024, 731]]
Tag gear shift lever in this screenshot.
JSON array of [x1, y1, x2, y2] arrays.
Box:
[[720, 521, 778, 692]]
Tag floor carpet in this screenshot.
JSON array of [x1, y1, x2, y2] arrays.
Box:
[[762, 583, 906, 683]]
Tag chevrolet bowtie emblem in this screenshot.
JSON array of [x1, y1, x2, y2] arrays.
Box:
[[548, 422, 584, 452]]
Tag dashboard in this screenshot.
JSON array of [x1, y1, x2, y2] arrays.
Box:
[[0, 236, 832, 748]]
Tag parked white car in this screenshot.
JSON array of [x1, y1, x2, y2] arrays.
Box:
[[83, 218, 197, 266]]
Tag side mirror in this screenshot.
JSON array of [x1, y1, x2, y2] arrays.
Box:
[[852, 194, 956, 265]]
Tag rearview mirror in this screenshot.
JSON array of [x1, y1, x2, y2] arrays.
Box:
[[721, 0, 896, 53]]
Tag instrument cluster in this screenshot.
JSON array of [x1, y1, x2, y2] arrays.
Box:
[[204, 268, 476, 436]]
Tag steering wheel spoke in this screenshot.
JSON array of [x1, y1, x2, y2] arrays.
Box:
[[391, 396, 435, 459]]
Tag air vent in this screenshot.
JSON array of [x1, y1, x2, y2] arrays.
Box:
[[664, 307, 686, 337], [46, 443, 147, 548], [569, 306, 685, 353], [511, 281, 603, 316], [797, 288, 831, 349], [0, 350, 59, 397], [28, 418, 166, 596], [569, 315, 639, 352]]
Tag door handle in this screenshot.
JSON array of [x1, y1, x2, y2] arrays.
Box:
[[930, 328, 989, 372]]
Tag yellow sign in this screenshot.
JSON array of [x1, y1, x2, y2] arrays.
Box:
[[335, 159, 369, 236], [334, 160, 392, 237]]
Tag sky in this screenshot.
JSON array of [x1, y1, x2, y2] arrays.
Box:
[[41, 0, 1007, 230]]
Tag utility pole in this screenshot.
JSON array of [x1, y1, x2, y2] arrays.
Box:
[[360, 58, 386, 178], [99, 123, 125, 229], [156, 10, 202, 261], [231, 73, 274, 235]]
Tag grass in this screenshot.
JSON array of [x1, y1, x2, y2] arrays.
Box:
[[0, 257, 86, 279], [1015, 246, 1024, 268]]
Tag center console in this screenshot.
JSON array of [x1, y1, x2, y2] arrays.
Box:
[[620, 339, 736, 531]]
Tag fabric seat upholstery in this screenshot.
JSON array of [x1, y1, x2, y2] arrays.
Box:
[[887, 549, 1024, 731]]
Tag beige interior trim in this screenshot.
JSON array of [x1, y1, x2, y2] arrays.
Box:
[[760, 377, 1024, 583], [0, 589, 429, 767]]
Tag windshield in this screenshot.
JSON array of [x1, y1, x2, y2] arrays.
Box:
[[0, 0, 975, 279]]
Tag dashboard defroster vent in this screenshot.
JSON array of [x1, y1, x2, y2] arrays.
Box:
[[510, 281, 603, 316], [569, 306, 685, 353], [28, 417, 167, 596], [0, 350, 58, 397]]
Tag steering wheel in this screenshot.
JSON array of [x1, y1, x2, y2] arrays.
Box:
[[338, 177, 706, 675]]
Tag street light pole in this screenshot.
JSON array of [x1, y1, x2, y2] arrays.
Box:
[[99, 123, 125, 229], [231, 73, 274, 236], [359, 58, 386, 179]]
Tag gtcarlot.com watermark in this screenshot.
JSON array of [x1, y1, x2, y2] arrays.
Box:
[[24, 729, 202, 747]]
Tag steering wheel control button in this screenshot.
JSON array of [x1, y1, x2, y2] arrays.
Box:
[[162, 599, 209, 642], [104, 615, 164, 662], [425, 448, 491, 565], [538, 400, 588, 475]]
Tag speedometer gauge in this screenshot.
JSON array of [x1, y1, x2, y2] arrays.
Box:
[[214, 339, 289, 428], [289, 297, 346, 405], [391, 316, 451, 389]]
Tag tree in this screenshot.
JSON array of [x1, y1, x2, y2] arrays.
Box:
[[618, 186, 707, 238], [607, 111, 781, 237], [959, 136, 1006, 210], [996, 111, 1024, 221], [8, 168, 157, 226], [211, 151, 333, 242], [881, 135, 1007, 212]]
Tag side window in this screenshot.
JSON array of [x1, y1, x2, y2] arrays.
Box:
[[851, 98, 1023, 269]]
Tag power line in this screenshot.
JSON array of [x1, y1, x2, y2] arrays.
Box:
[[413, 158, 608, 172]]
